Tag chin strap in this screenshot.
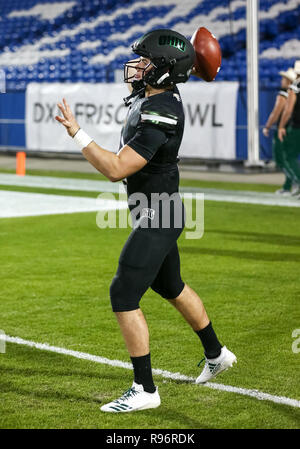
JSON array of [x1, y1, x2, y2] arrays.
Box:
[[123, 79, 146, 106], [123, 86, 145, 106]]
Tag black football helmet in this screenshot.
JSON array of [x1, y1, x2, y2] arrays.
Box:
[[123, 29, 195, 104]]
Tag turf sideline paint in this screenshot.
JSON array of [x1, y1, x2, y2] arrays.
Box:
[[3, 334, 300, 409]]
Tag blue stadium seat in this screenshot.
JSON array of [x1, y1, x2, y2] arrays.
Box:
[[0, 0, 299, 91]]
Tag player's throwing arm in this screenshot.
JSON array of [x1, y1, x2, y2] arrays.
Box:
[[55, 98, 148, 181]]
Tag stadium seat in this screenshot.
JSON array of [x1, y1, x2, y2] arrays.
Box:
[[0, 0, 299, 90]]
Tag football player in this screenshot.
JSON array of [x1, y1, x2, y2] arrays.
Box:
[[278, 60, 300, 198], [263, 68, 296, 195], [56, 29, 236, 413]]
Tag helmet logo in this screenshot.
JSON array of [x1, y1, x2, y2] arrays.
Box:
[[158, 35, 186, 52]]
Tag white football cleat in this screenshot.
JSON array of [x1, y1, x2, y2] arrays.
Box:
[[291, 186, 300, 196], [100, 382, 161, 413], [275, 188, 291, 196], [196, 346, 237, 384]]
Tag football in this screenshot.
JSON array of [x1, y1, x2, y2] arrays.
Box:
[[190, 27, 222, 82]]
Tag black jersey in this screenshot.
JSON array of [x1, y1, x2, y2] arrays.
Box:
[[289, 78, 300, 128], [278, 87, 288, 99], [120, 86, 184, 197]]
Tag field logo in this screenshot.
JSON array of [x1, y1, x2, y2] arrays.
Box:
[[292, 329, 300, 354], [0, 69, 6, 93], [0, 330, 6, 353]]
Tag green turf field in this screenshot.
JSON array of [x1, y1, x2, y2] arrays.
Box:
[[0, 171, 299, 429]]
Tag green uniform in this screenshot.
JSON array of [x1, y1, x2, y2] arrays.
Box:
[[282, 78, 300, 187], [272, 88, 293, 190]]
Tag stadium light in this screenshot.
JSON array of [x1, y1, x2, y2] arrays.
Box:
[[246, 0, 263, 167]]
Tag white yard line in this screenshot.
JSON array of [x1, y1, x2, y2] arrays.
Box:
[[0, 190, 127, 218], [1, 173, 299, 208], [0, 173, 125, 193], [3, 335, 300, 409]]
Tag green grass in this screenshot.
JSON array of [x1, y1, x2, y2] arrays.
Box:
[[0, 167, 107, 181], [1, 192, 300, 429], [179, 177, 281, 193]]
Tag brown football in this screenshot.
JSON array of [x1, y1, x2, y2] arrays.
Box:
[[190, 27, 222, 82]]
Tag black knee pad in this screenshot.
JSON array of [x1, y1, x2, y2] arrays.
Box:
[[109, 264, 145, 312], [151, 279, 185, 300]]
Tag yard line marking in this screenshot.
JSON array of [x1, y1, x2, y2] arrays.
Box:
[[1, 173, 300, 208], [0, 173, 125, 193], [0, 190, 127, 218], [4, 335, 300, 409]]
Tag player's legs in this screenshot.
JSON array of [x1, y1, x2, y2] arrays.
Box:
[[115, 309, 149, 357], [104, 216, 184, 412], [273, 134, 292, 192], [152, 244, 236, 382], [169, 284, 236, 382], [109, 260, 159, 396], [168, 284, 210, 332], [168, 284, 222, 359], [151, 242, 185, 299], [114, 308, 157, 400], [101, 309, 160, 413], [151, 244, 221, 357], [283, 128, 300, 192]]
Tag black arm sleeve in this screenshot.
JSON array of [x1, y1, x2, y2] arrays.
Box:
[[127, 123, 168, 161]]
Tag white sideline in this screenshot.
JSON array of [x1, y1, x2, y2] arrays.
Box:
[[1, 173, 300, 208], [4, 335, 300, 409], [0, 190, 128, 218]]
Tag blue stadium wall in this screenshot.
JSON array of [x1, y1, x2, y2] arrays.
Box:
[[0, 86, 276, 160]]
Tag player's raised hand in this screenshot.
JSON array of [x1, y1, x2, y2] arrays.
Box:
[[55, 98, 80, 137]]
